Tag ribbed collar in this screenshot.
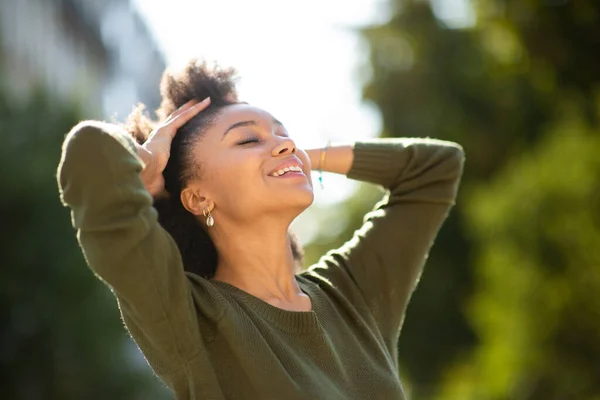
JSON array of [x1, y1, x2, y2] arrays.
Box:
[[209, 275, 324, 334]]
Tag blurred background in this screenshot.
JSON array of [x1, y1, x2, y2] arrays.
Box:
[[1, 0, 599, 399]]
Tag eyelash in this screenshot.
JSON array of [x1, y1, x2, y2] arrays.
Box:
[[236, 135, 260, 146], [236, 132, 289, 146]]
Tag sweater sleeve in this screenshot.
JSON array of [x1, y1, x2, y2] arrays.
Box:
[[307, 138, 464, 345], [56, 121, 227, 375]]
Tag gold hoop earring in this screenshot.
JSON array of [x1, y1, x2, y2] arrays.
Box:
[[203, 207, 215, 227]]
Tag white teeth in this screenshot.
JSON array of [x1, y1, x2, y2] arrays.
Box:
[[270, 165, 302, 177]]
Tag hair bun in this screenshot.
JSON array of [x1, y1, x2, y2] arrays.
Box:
[[158, 60, 238, 119]]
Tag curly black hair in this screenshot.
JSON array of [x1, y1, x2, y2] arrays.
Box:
[[123, 59, 304, 278]]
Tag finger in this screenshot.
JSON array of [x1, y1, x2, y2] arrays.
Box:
[[168, 97, 211, 130], [149, 97, 210, 142], [165, 99, 199, 122]]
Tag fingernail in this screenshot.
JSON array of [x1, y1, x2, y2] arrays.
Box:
[[203, 97, 211, 103]]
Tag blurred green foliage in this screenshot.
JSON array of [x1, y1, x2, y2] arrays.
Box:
[[304, 0, 600, 398], [442, 96, 600, 400], [0, 91, 170, 399]]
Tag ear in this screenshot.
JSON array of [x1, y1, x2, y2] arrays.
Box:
[[180, 186, 214, 216]]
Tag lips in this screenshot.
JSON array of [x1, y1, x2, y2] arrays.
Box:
[[268, 158, 305, 177]]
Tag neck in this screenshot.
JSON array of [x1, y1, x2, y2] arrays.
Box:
[[210, 216, 302, 303]]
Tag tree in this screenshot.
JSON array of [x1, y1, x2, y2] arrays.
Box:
[[440, 98, 600, 399], [0, 90, 170, 399]]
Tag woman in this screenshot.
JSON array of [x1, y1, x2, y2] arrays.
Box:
[[57, 60, 464, 400]]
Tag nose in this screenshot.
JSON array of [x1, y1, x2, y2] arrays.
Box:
[[272, 137, 297, 156]]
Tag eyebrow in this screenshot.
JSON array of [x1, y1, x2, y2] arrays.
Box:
[[222, 117, 284, 139]]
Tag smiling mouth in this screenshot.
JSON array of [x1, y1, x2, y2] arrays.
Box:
[[269, 165, 304, 177]]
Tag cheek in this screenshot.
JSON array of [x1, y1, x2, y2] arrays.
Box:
[[206, 154, 263, 197]]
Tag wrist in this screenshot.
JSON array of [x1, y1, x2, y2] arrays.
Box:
[[134, 142, 152, 170], [134, 142, 157, 191], [305, 149, 320, 170]]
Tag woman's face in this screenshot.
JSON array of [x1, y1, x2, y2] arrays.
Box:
[[186, 103, 314, 224]]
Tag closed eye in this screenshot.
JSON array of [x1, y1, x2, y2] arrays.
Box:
[[237, 135, 260, 146]]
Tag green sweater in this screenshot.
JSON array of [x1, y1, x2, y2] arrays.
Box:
[[57, 121, 464, 400]]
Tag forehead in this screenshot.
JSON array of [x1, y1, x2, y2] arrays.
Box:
[[214, 103, 278, 128]]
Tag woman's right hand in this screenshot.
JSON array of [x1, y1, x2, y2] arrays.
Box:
[[136, 97, 211, 197]]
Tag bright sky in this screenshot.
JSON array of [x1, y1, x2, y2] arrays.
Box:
[[132, 0, 388, 207]]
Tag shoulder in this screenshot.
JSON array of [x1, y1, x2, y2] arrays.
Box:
[[63, 120, 135, 155]]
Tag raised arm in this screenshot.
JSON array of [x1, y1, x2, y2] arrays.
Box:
[[56, 111, 226, 377], [306, 138, 465, 348]]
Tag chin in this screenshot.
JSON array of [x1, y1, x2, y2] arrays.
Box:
[[274, 185, 314, 214], [290, 185, 315, 208], [300, 188, 315, 207]]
